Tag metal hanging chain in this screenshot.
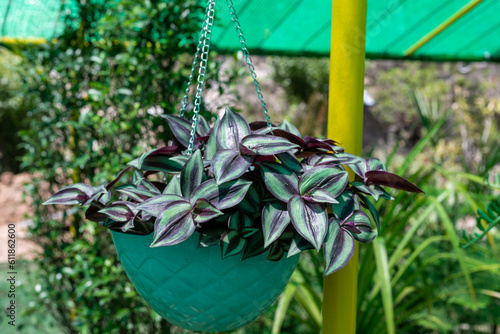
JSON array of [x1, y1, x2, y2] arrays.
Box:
[[225, 0, 272, 128], [179, 2, 212, 118], [187, 0, 217, 155]]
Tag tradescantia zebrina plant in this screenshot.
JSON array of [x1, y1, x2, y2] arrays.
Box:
[[44, 106, 423, 276]]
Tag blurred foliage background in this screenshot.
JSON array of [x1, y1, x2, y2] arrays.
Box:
[[0, 0, 499, 333]]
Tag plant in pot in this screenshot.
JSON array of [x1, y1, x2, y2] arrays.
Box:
[[42, 0, 423, 332]]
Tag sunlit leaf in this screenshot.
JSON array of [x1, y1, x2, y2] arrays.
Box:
[[151, 200, 194, 247], [180, 149, 204, 198], [323, 219, 355, 276], [213, 149, 253, 184], [288, 195, 328, 251], [262, 201, 291, 247], [259, 162, 299, 202], [215, 106, 250, 151]]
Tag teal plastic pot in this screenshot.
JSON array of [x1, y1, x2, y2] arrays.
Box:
[[111, 231, 299, 332]]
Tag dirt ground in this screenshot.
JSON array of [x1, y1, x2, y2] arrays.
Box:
[[0, 172, 40, 263]]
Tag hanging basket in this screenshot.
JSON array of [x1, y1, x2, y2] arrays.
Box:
[[112, 231, 300, 332]]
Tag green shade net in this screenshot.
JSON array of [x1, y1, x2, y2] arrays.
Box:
[[1, 0, 499, 62]]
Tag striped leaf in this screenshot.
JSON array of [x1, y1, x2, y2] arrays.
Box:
[[288, 233, 314, 257], [229, 211, 253, 231], [277, 119, 301, 137], [288, 195, 328, 251], [241, 134, 300, 156], [192, 199, 223, 223], [215, 106, 250, 151], [262, 201, 291, 247], [242, 231, 267, 260], [267, 240, 285, 261], [358, 193, 381, 234], [259, 162, 299, 202], [163, 175, 182, 196], [351, 182, 385, 201], [323, 218, 356, 276], [299, 166, 349, 198], [205, 118, 220, 160], [190, 179, 252, 210], [213, 149, 253, 184], [220, 230, 246, 258], [43, 183, 95, 206], [237, 184, 262, 214], [180, 149, 204, 199], [116, 185, 157, 202], [151, 200, 194, 247], [197, 115, 211, 136], [161, 114, 193, 148], [331, 191, 358, 221], [303, 187, 339, 204], [344, 210, 377, 243], [276, 152, 303, 174], [136, 194, 185, 216], [99, 201, 136, 223]]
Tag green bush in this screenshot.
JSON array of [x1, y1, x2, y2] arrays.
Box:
[[0, 47, 32, 173], [19, 1, 222, 332]]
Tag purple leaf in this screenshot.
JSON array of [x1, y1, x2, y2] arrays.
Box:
[[215, 106, 251, 151], [85, 205, 107, 222], [271, 129, 306, 149], [180, 149, 204, 199], [43, 183, 95, 206], [249, 121, 273, 131], [365, 170, 424, 193], [262, 201, 291, 247], [190, 179, 252, 210], [241, 134, 301, 156], [288, 195, 328, 251], [212, 149, 253, 184], [151, 200, 194, 247], [323, 218, 355, 276], [304, 136, 335, 151], [106, 166, 133, 191], [258, 162, 299, 202], [192, 199, 224, 223], [136, 194, 185, 216]]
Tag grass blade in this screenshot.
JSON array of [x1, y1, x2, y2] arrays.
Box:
[[373, 237, 395, 334]]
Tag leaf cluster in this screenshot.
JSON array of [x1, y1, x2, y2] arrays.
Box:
[[45, 107, 423, 276]]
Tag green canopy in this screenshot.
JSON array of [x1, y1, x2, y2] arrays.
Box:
[[1, 0, 499, 62]]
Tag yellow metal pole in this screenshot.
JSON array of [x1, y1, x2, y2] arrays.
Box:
[[323, 0, 367, 333]]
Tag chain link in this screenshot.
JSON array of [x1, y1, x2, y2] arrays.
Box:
[[186, 0, 216, 155], [225, 0, 272, 128], [179, 3, 212, 118]]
